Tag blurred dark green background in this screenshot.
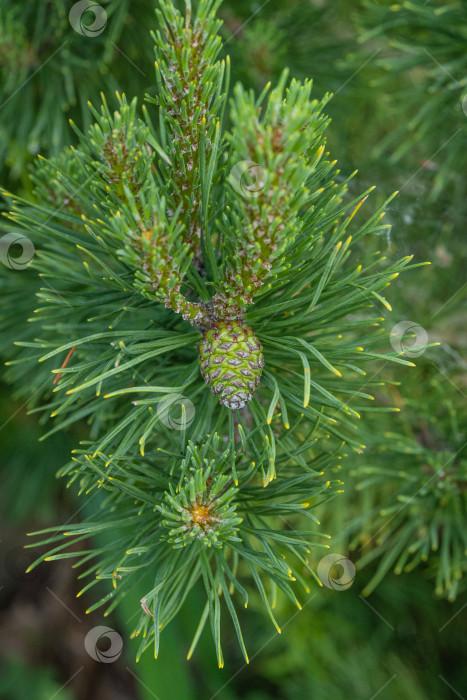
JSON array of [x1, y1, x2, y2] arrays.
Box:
[[1, 1, 466, 698]]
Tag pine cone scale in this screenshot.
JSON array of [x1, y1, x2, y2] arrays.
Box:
[[199, 321, 264, 409]]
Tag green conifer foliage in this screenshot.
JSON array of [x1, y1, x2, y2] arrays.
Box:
[[357, 1, 467, 204], [0, 0, 156, 179], [330, 374, 467, 601], [1, 0, 429, 663]]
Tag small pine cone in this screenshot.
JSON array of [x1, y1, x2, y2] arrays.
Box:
[[199, 320, 264, 409]]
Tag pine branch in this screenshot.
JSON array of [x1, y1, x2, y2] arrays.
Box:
[[0, 0, 431, 662], [332, 375, 467, 601], [149, 0, 226, 258]]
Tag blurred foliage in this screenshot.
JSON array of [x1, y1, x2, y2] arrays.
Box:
[[0, 656, 72, 700], [248, 572, 466, 700], [357, 1, 467, 204], [0, 0, 466, 698], [319, 372, 467, 601], [220, 0, 351, 94], [0, 383, 75, 521], [0, 0, 156, 184]]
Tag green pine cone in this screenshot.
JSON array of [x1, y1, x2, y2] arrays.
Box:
[[199, 321, 264, 409]]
